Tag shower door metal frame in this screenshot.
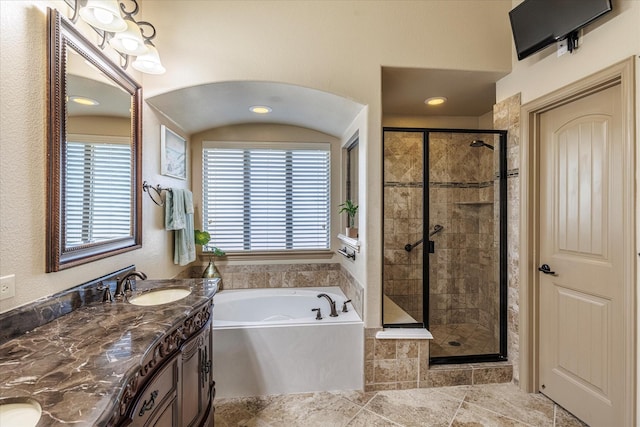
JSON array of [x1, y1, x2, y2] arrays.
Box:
[[382, 127, 508, 365]]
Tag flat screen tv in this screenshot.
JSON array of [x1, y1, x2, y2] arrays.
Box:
[[509, 0, 612, 60]]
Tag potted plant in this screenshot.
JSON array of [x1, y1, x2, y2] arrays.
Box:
[[194, 229, 226, 282], [338, 199, 359, 238]]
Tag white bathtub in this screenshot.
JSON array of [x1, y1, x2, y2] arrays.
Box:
[[213, 287, 364, 398]]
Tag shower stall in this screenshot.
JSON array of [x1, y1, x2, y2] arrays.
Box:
[[382, 128, 507, 364]]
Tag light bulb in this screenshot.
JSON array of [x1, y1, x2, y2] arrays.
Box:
[[93, 8, 114, 25], [121, 38, 139, 52]]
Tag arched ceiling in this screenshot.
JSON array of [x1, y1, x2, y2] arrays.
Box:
[[146, 81, 365, 138]]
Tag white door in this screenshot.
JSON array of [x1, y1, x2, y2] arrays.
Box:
[[538, 83, 626, 427]]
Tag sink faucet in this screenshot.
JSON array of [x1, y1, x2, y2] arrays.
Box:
[[115, 271, 147, 297], [317, 293, 338, 317]]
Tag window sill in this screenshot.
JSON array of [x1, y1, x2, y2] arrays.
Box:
[[199, 250, 334, 262], [337, 234, 360, 252]]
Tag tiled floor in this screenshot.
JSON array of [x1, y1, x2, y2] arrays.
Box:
[[214, 382, 587, 427], [429, 323, 498, 358]]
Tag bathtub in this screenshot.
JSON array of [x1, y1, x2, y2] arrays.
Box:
[[213, 287, 364, 398]]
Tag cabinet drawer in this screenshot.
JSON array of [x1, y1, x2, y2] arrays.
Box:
[[131, 357, 179, 426]]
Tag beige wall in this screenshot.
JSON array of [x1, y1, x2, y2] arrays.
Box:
[[496, 0, 639, 418], [0, 1, 513, 321], [497, 0, 640, 104], [142, 1, 512, 327], [0, 2, 188, 312]]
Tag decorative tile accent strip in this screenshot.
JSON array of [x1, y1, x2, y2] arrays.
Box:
[[384, 181, 424, 188], [430, 181, 494, 188]]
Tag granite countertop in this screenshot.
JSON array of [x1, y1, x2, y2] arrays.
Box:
[[0, 278, 218, 426]]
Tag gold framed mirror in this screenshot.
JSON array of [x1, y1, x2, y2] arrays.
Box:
[[46, 8, 142, 272]]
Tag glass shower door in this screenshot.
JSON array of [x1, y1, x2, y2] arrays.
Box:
[[427, 131, 503, 359], [382, 127, 507, 364]]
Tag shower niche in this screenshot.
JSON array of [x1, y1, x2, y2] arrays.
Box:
[[382, 128, 507, 364]]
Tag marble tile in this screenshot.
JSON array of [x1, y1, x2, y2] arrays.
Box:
[[554, 405, 589, 427], [346, 409, 403, 426], [374, 359, 398, 383], [213, 400, 258, 427], [329, 390, 377, 407], [396, 358, 418, 382], [250, 392, 361, 427], [364, 388, 462, 427], [472, 364, 513, 385], [451, 402, 529, 426], [462, 383, 555, 426], [374, 340, 397, 360], [427, 366, 473, 387], [214, 383, 590, 427]]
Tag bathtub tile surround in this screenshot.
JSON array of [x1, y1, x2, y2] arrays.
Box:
[[214, 383, 586, 427], [179, 262, 364, 318], [494, 93, 521, 384]]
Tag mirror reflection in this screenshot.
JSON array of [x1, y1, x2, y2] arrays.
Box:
[[65, 49, 133, 247], [47, 9, 141, 272]]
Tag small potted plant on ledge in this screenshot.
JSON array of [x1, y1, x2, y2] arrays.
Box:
[[194, 229, 226, 283], [339, 199, 359, 238]]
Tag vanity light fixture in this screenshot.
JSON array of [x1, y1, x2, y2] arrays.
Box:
[[132, 42, 165, 74], [249, 106, 273, 114], [78, 0, 127, 32], [424, 96, 447, 106], [65, 0, 165, 74], [109, 18, 148, 56]]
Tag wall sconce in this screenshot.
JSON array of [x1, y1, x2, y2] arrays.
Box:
[[65, 0, 165, 74]]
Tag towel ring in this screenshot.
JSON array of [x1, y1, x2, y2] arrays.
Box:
[[142, 181, 171, 207]]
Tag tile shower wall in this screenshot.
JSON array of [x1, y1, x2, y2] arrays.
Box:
[[428, 132, 497, 338], [383, 131, 424, 322], [383, 130, 500, 338], [493, 93, 521, 383]]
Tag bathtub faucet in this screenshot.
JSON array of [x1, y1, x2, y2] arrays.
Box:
[[317, 293, 339, 317]]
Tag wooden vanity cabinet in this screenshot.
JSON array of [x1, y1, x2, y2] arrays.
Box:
[[118, 302, 214, 427], [180, 317, 213, 427]]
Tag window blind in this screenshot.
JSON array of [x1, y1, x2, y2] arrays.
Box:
[[65, 138, 132, 246], [202, 144, 330, 251]]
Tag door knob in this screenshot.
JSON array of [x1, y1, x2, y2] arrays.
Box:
[[538, 264, 557, 276]]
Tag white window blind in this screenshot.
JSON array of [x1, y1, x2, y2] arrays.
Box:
[[65, 136, 132, 247], [202, 143, 330, 252]]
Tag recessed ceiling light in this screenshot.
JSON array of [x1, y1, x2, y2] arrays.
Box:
[[249, 105, 273, 114], [69, 96, 100, 106], [424, 96, 447, 106]]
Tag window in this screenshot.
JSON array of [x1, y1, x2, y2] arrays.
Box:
[[202, 142, 330, 252], [65, 135, 132, 247]]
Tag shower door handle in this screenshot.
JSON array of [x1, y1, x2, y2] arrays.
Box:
[[538, 264, 557, 276], [428, 241, 435, 253]]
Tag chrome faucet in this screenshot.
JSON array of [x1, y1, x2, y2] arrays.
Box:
[[317, 293, 338, 317], [115, 271, 147, 297]]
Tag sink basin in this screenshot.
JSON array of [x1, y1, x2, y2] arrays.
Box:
[[129, 288, 191, 306], [0, 398, 42, 427]]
